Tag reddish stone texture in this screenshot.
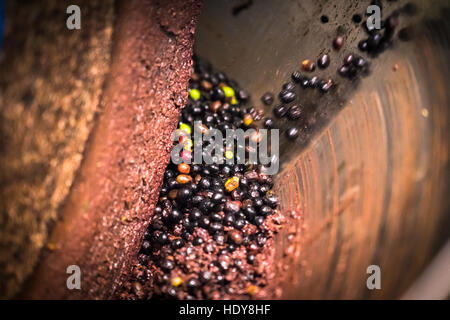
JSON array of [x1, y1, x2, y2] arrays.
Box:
[[21, 0, 202, 299]]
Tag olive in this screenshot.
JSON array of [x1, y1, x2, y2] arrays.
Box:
[[177, 187, 192, 202], [261, 92, 274, 105], [161, 259, 175, 271], [171, 238, 184, 250], [253, 216, 265, 226], [287, 105, 302, 120], [273, 105, 288, 118], [193, 237, 204, 246], [286, 127, 299, 140], [317, 54, 330, 69], [263, 117, 275, 129], [141, 241, 152, 255], [291, 71, 303, 83]]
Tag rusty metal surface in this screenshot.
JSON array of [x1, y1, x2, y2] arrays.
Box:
[[195, 0, 450, 298]]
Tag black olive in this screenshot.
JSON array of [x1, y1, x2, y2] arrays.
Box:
[[253, 198, 264, 208], [177, 187, 192, 202], [291, 71, 303, 83], [210, 212, 223, 222], [151, 218, 164, 230], [141, 240, 152, 255], [192, 195, 204, 205], [224, 214, 236, 226], [319, 79, 333, 93], [260, 205, 273, 216], [193, 237, 204, 246], [273, 105, 288, 118], [164, 170, 175, 180], [317, 54, 330, 69], [300, 77, 310, 88], [161, 259, 175, 271], [212, 87, 225, 100], [199, 199, 214, 213], [167, 178, 178, 189], [309, 76, 319, 88], [286, 127, 299, 140], [213, 232, 225, 245], [368, 32, 382, 51], [169, 208, 182, 223], [225, 201, 240, 214], [209, 222, 224, 232], [199, 216, 211, 229], [171, 238, 184, 250], [263, 117, 275, 129], [199, 271, 212, 283], [358, 40, 369, 52], [187, 278, 200, 290], [287, 105, 302, 120], [182, 217, 196, 231], [156, 232, 169, 245], [282, 82, 296, 91], [353, 56, 367, 69], [212, 192, 224, 203], [233, 218, 246, 230], [222, 165, 232, 176], [265, 194, 279, 208], [253, 216, 265, 226], [343, 54, 354, 66], [279, 90, 296, 103], [261, 92, 274, 105]]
